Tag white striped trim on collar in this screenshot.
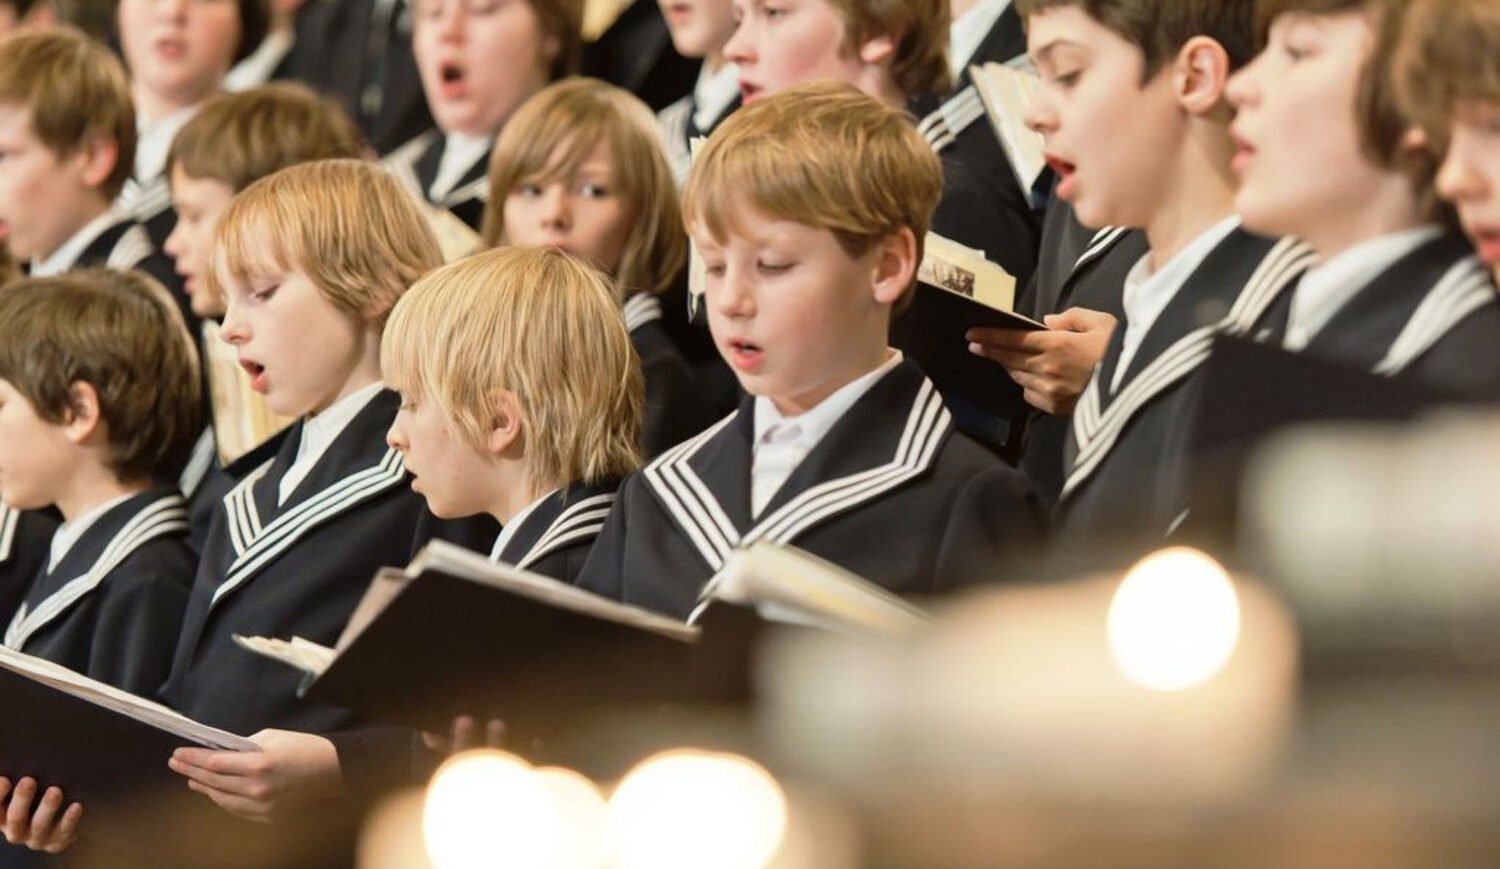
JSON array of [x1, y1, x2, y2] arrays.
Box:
[[439, 175, 489, 208], [120, 177, 172, 224], [1375, 257, 1498, 376], [623, 293, 663, 333], [1072, 226, 1130, 278], [642, 378, 952, 572], [0, 504, 19, 564], [179, 427, 218, 498], [4, 494, 188, 650], [382, 130, 440, 201], [1062, 237, 1316, 501], [104, 223, 154, 271], [513, 493, 615, 571], [222, 456, 275, 558], [917, 84, 985, 154], [211, 448, 407, 610]]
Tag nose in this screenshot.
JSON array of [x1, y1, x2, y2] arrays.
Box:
[[1024, 87, 1058, 137], [219, 296, 249, 344], [156, 0, 189, 21], [435, 1, 466, 41], [710, 263, 755, 320], [1224, 58, 1259, 112], [539, 184, 571, 232], [386, 417, 408, 452], [1436, 129, 1486, 205], [163, 220, 184, 261], [723, 15, 753, 65]]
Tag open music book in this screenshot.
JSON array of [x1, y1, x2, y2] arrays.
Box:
[[690, 542, 931, 637], [969, 61, 1048, 194]]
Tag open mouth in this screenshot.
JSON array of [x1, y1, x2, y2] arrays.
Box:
[[440, 61, 464, 84], [1045, 155, 1076, 178], [240, 359, 268, 391], [739, 80, 764, 102], [727, 339, 764, 370]]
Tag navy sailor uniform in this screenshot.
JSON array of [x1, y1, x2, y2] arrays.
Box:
[[1054, 231, 1317, 549], [384, 129, 491, 231], [491, 478, 620, 583], [161, 390, 442, 734], [577, 359, 1045, 619], [0, 505, 60, 634], [1254, 231, 1500, 399], [3, 489, 194, 696], [625, 292, 720, 456]]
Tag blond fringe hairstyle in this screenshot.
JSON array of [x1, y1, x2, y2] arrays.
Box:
[[0, 269, 202, 484], [209, 160, 442, 326], [481, 77, 685, 298], [683, 81, 941, 305], [0, 27, 136, 198], [382, 246, 643, 491]]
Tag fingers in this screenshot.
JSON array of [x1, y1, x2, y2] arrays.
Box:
[[47, 802, 83, 854], [4, 777, 36, 843], [185, 780, 272, 824], [169, 755, 256, 796], [484, 718, 506, 748], [1046, 307, 1117, 333], [25, 787, 63, 850], [450, 715, 480, 754], [965, 326, 1043, 353]]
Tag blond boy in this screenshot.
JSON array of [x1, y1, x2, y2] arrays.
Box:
[[578, 82, 1043, 619]]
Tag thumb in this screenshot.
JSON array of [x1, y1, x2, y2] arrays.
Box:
[[1047, 307, 1116, 333]]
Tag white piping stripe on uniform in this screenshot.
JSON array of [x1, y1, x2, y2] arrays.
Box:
[[1071, 226, 1129, 279], [0, 504, 19, 564], [223, 458, 274, 558], [179, 427, 218, 498], [382, 131, 438, 203], [4, 496, 188, 649], [211, 449, 407, 609], [1061, 238, 1315, 500], [623, 293, 664, 333], [643, 380, 951, 570], [1376, 258, 1497, 375], [518, 495, 616, 567], [105, 224, 154, 271], [122, 178, 172, 224], [440, 175, 490, 208]]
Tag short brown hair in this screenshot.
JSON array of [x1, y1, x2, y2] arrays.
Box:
[[0, 269, 202, 484], [1395, 0, 1500, 152], [534, 0, 584, 79], [167, 83, 366, 193], [822, 0, 951, 96], [382, 246, 642, 491], [684, 81, 941, 304], [210, 159, 443, 328], [0, 26, 135, 198], [481, 77, 684, 298], [1016, 0, 1259, 77]]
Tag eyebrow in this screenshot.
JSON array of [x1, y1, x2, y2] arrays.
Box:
[[1030, 38, 1084, 66]]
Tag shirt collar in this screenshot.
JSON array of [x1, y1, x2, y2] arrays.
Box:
[[30, 209, 121, 277], [1285, 224, 1445, 351], [431, 132, 495, 200], [950, 0, 1012, 78], [296, 381, 386, 469], [1122, 214, 1242, 315], [223, 27, 296, 92], [48, 492, 137, 574], [753, 349, 904, 448], [135, 105, 201, 184], [692, 61, 741, 132], [488, 487, 561, 563]]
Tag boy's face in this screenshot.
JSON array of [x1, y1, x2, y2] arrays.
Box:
[[386, 390, 499, 518], [695, 204, 898, 416], [724, 0, 866, 103], [164, 166, 237, 318], [412, 0, 557, 138], [1227, 13, 1379, 247], [0, 379, 73, 511], [1025, 6, 1185, 230], [0, 105, 106, 262], [502, 142, 632, 276], [217, 266, 374, 418], [118, 0, 241, 112], [1437, 102, 1500, 268], [658, 0, 737, 60]]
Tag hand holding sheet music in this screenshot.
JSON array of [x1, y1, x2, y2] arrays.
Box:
[[968, 307, 1120, 415]]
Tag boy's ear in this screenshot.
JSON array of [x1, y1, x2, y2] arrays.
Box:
[[870, 227, 918, 306], [1174, 36, 1233, 117], [857, 31, 898, 68], [484, 388, 525, 457], [61, 381, 104, 445], [76, 135, 120, 190]]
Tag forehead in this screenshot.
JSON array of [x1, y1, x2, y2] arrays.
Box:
[[1027, 5, 1129, 61]]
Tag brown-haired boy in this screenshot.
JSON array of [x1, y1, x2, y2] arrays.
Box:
[[1396, 0, 1500, 282], [579, 82, 1044, 619], [0, 28, 180, 305], [1017, 0, 1316, 552]]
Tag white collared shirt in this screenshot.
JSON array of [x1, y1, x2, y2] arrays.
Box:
[[224, 27, 296, 92], [1113, 215, 1242, 391], [692, 61, 741, 133], [488, 488, 560, 563], [950, 0, 1012, 79], [278, 381, 386, 505], [134, 106, 200, 186], [48, 493, 136, 574], [29, 209, 121, 277], [430, 132, 494, 202], [750, 350, 904, 517], [1283, 224, 1444, 352]]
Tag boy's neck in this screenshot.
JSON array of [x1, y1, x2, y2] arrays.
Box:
[[488, 477, 554, 527], [704, 51, 727, 75], [1303, 176, 1427, 261], [855, 71, 909, 111], [35, 197, 114, 265], [1144, 119, 1238, 271], [133, 86, 202, 128], [55, 466, 148, 524]]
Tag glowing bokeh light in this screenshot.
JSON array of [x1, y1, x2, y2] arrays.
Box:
[[1107, 547, 1241, 691], [423, 750, 559, 869]]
